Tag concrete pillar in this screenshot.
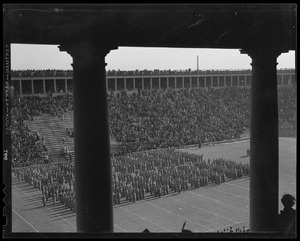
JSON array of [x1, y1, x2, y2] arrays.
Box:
[[106, 78, 108, 93], [150, 78, 153, 89], [159, 77, 161, 89], [60, 41, 116, 233], [31, 79, 34, 95], [142, 78, 144, 90], [43, 79, 46, 93], [65, 79, 68, 93], [133, 78, 136, 90], [54, 79, 57, 93], [124, 78, 127, 91], [19, 80, 22, 95], [115, 79, 117, 91], [241, 47, 282, 232]]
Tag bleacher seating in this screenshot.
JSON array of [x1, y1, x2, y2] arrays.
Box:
[[24, 112, 74, 158]]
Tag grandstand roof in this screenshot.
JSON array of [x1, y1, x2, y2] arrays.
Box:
[[4, 4, 296, 51]]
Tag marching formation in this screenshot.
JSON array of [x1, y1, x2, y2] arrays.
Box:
[[111, 149, 249, 205], [14, 148, 249, 209], [15, 162, 76, 211]]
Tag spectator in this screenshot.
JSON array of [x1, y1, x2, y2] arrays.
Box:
[[108, 88, 251, 153], [277, 194, 296, 235]]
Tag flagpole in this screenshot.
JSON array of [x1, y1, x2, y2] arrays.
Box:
[[197, 55, 199, 74]]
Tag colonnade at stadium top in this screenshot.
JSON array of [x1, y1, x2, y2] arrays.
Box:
[[4, 4, 296, 236], [11, 69, 296, 96]]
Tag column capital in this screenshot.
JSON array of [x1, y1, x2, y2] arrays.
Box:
[[59, 41, 118, 69], [240, 47, 288, 66]]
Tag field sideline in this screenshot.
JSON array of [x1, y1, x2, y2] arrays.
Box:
[[11, 138, 296, 233]]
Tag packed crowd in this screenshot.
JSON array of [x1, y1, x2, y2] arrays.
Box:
[[11, 106, 49, 168], [12, 68, 293, 78], [14, 148, 249, 209], [278, 87, 297, 132], [11, 95, 73, 167], [106, 69, 252, 76], [108, 88, 251, 153], [11, 86, 296, 162], [18, 95, 73, 120], [11, 69, 73, 77]]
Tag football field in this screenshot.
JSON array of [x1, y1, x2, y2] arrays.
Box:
[[11, 138, 296, 233]]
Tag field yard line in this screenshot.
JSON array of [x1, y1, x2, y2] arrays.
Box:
[[207, 219, 249, 232], [279, 172, 296, 178], [187, 190, 248, 213], [279, 180, 296, 187], [12, 185, 76, 229], [114, 224, 127, 232], [169, 196, 239, 224], [147, 202, 212, 231], [12, 208, 39, 232], [223, 182, 249, 191], [212, 186, 249, 201], [279, 138, 296, 142], [119, 206, 172, 232], [223, 140, 249, 145]]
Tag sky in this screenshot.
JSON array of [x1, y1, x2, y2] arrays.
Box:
[[11, 44, 295, 71]]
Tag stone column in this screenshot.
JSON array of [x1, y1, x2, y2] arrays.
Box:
[[106, 78, 108, 93], [65, 79, 68, 93], [60, 41, 117, 233], [53, 79, 57, 93], [159, 77, 161, 89], [241, 47, 283, 232], [19, 80, 22, 95], [43, 79, 46, 94], [31, 79, 34, 95]]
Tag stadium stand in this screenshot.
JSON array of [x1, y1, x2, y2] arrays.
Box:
[[10, 77, 296, 233]]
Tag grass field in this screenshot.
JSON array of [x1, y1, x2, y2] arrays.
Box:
[[11, 138, 296, 233]]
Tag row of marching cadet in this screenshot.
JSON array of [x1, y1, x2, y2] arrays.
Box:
[[14, 161, 76, 211]]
